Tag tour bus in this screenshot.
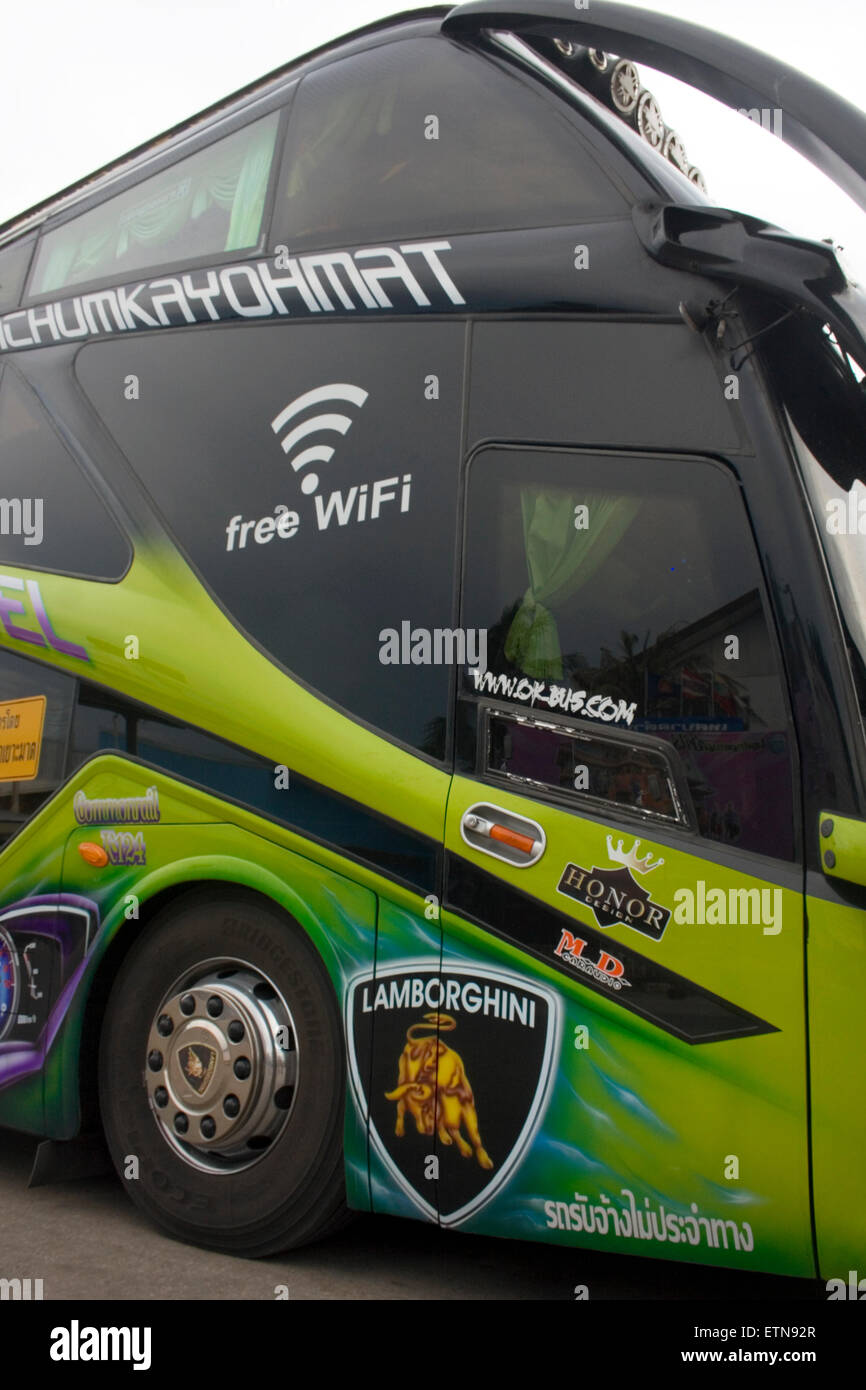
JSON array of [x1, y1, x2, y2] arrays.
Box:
[[0, 1, 864, 1282]]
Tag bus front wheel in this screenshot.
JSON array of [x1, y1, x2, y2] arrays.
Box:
[[98, 890, 349, 1256]]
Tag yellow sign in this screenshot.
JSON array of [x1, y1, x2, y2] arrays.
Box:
[[0, 696, 46, 782]]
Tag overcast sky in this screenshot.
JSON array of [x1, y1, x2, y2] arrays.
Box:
[[2, 0, 865, 275]]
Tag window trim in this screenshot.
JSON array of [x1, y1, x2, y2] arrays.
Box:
[[0, 237, 37, 314], [477, 700, 697, 831]]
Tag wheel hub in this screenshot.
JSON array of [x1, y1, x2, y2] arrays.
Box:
[[144, 963, 298, 1172]]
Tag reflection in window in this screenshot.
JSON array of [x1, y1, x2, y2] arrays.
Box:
[[136, 719, 255, 803], [486, 710, 685, 824], [68, 699, 127, 775], [279, 38, 624, 246], [463, 450, 794, 859], [761, 316, 866, 726], [32, 112, 280, 294], [0, 370, 130, 578]]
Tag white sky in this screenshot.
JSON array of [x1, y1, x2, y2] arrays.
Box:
[[2, 0, 866, 276]]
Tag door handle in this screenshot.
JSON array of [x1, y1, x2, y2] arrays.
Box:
[[460, 802, 546, 868]]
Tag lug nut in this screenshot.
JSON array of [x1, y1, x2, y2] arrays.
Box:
[[223, 1094, 240, 1118], [206, 995, 223, 1017], [180, 994, 196, 1016], [200, 1116, 216, 1139], [234, 1057, 251, 1080], [174, 1113, 189, 1134], [228, 1020, 244, 1043], [147, 1050, 163, 1072], [154, 1087, 168, 1108], [157, 1014, 174, 1036]]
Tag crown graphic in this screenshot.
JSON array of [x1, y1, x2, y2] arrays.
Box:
[[606, 835, 664, 875]]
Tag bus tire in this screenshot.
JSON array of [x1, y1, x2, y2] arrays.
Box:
[[98, 889, 350, 1257]]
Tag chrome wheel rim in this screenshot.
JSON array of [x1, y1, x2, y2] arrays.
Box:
[[144, 957, 298, 1174]]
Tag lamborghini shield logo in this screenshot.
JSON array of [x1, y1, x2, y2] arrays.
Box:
[[346, 962, 559, 1227], [178, 1043, 217, 1096]]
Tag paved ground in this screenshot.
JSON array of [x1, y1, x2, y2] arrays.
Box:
[[0, 1128, 822, 1301]]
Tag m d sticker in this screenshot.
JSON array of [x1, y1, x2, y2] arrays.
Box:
[[346, 962, 559, 1227], [0, 696, 45, 782]]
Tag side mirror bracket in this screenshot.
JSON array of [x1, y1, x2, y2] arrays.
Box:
[[819, 811, 866, 888]]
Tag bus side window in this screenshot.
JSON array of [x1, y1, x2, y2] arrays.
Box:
[[461, 448, 796, 861], [30, 109, 282, 297], [276, 36, 627, 248], [0, 648, 75, 848], [67, 694, 128, 774], [0, 369, 130, 580]]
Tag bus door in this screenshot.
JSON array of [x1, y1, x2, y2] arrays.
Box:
[[437, 425, 811, 1269], [753, 307, 866, 1279], [421, 0, 866, 1261]]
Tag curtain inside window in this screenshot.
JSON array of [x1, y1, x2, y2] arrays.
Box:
[[36, 113, 278, 294], [504, 489, 640, 679]]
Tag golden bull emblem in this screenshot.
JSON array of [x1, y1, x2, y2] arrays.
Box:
[[179, 1044, 217, 1096], [385, 1012, 493, 1170]]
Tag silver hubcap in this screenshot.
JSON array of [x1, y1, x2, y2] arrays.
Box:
[[144, 959, 298, 1173]]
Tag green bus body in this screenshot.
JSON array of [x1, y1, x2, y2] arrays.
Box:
[[0, 4, 864, 1277]]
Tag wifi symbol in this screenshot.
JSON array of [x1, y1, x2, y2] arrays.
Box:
[[270, 383, 369, 495]]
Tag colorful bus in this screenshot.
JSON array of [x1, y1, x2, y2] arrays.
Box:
[[0, 2, 864, 1278]]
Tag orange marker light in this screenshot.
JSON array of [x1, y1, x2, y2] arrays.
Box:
[[78, 841, 109, 867]]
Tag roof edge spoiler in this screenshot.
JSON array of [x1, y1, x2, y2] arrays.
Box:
[[442, 0, 866, 214]]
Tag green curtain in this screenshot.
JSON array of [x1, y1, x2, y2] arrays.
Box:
[[36, 113, 278, 293], [225, 118, 279, 249], [39, 226, 112, 294], [116, 178, 195, 256], [505, 489, 640, 680]]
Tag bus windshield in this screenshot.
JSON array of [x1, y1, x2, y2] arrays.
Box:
[[762, 313, 866, 715], [797, 438, 866, 672]]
